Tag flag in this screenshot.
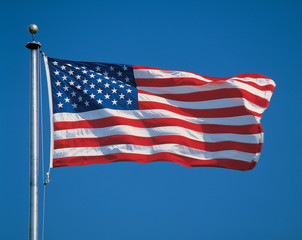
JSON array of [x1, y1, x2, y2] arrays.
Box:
[[44, 56, 275, 171]]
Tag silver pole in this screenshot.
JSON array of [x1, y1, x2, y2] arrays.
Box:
[[26, 24, 41, 240]]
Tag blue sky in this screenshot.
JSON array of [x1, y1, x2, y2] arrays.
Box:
[[1, 0, 301, 239]]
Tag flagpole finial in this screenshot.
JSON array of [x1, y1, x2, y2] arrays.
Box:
[[26, 24, 41, 50], [28, 24, 38, 41]]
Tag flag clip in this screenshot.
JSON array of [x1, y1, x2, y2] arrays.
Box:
[[44, 172, 51, 185]]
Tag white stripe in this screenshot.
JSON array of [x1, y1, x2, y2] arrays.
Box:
[[138, 93, 265, 115], [242, 99, 265, 115], [134, 69, 275, 87], [138, 80, 273, 100], [134, 69, 212, 82], [231, 77, 276, 87], [139, 93, 245, 109], [53, 109, 259, 126], [229, 79, 274, 103], [54, 125, 261, 144], [53, 144, 256, 162], [228, 80, 273, 99]]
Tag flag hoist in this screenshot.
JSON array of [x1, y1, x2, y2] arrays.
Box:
[[26, 24, 41, 240]]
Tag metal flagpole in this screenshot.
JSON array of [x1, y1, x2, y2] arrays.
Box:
[[26, 24, 41, 240]]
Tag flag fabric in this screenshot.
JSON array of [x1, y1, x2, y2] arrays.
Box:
[[44, 56, 275, 171]]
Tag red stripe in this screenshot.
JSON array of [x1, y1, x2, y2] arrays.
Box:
[[53, 153, 257, 171], [54, 135, 261, 153], [54, 117, 262, 134], [138, 88, 268, 108], [139, 101, 261, 118], [136, 78, 274, 92], [133, 65, 163, 70], [195, 73, 271, 81], [136, 77, 209, 87]]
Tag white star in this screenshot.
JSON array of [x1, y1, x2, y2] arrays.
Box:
[[64, 97, 70, 103], [117, 71, 122, 76], [119, 84, 124, 88], [110, 66, 114, 71], [104, 71, 108, 76], [76, 75, 81, 79], [104, 83, 110, 88], [72, 103, 78, 109], [112, 88, 117, 94], [90, 74, 95, 78], [90, 93, 95, 99], [61, 65, 66, 70], [53, 61, 58, 66], [69, 81, 75, 86], [97, 78, 102, 83], [126, 89, 132, 93], [97, 99, 103, 104], [127, 99, 132, 105], [83, 79, 88, 84], [55, 80, 61, 86], [71, 91, 76, 97], [112, 99, 117, 105], [76, 85, 81, 90], [83, 89, 88, 94], [104, 76, 109, 80], [97, 73, 102, 76], [63, 86, 69, 91], [96, 66, 101, 71], [123, 65, 128, 71], [104, 93, 110, 99], [90, 83, 95, 89], [125, 76, 130, 82], [82, 70, 88, 74], [68, 70, 74, 75], [111, 80, 117, 84], [81, 66, 87, 69], [97, 88, 103, 94], [75, 67, 80, 70], [84, 101, 89, 107], [58, 102, 63, 108], [56, 92, 62, 97], [78, 96, 83, 102], [54, 70, 60, 75], [67, 64, 72, 67], [62, 75, 68, 80], [119, 93, 125, 99]]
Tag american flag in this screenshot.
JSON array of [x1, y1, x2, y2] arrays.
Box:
[[44, 56, 275, 171]]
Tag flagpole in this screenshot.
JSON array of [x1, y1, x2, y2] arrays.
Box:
[[26, 24, 41, 240]]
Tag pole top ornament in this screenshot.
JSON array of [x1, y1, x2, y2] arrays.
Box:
[[28, 24, 39, 41], [26, 24, 41, 50], [28, 24, 38, 35]]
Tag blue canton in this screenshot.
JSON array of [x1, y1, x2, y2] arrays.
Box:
[[48, 57, 138, 113]]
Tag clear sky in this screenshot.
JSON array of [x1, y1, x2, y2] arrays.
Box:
[[0, 0, 301, 239]]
